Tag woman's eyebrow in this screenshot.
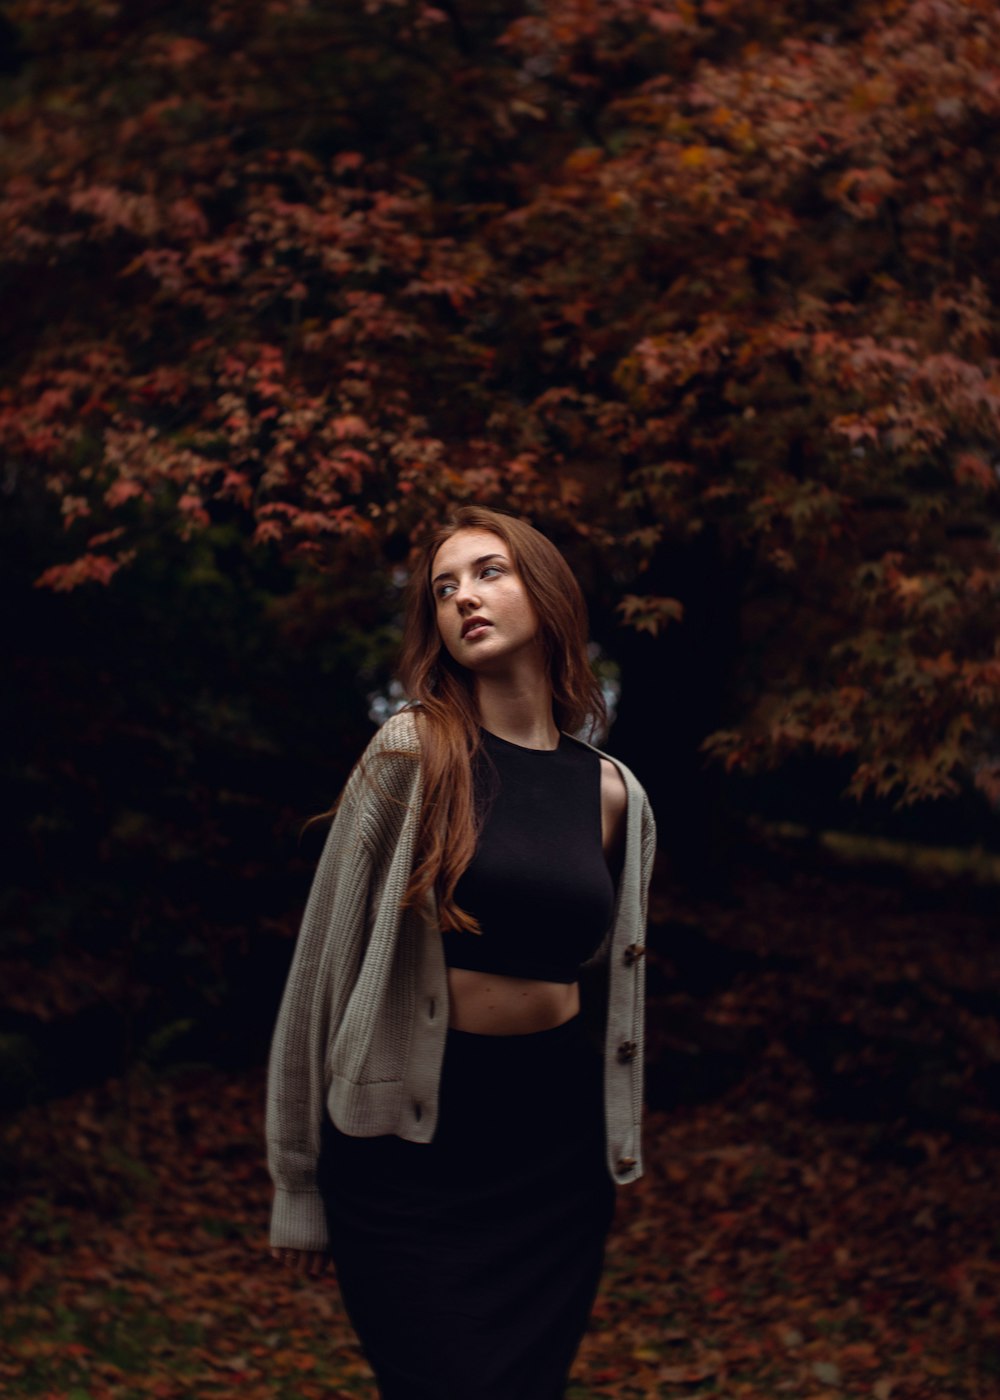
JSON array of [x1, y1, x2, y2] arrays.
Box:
[[431, 553, 507, 587]]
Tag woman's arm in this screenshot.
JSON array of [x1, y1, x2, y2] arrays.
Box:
[[599, 756, 629, 884]]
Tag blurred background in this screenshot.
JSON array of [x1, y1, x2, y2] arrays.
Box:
[[2, 2, 999, 1397]]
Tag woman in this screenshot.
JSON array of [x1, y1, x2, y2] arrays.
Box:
[[266, 505, 657, 1400]]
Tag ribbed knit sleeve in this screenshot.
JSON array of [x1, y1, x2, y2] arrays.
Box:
[[639, 794, 657, 919], [265, 785, 373, 1251]]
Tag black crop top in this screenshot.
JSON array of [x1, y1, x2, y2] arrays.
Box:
[[442, 727, 617, 984]]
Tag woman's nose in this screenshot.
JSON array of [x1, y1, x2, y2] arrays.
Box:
[[453, 576, 481, 609]]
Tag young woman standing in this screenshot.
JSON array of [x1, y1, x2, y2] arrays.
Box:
[[266, 505, 657, 1399]]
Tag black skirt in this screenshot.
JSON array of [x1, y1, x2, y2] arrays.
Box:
[[317, 1012, 617, 1400]]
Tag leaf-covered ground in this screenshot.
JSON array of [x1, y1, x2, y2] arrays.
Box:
[[2, 858, 998, 1399]]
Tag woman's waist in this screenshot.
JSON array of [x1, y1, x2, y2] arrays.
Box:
[[445, 965, 580, 1036]]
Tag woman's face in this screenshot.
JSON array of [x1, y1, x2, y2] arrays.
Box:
[[431, 528, 542, 674]]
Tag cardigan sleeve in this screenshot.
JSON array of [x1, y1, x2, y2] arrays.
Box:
[[265, 710, 423, 1251], [639, 793, 657, 922], [265, 781, 374, 1252]]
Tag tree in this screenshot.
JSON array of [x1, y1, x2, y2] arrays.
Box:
[[2, 0, 999, 814]]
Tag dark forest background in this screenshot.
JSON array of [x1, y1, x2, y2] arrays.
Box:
[[2, 1, 999, 1396]]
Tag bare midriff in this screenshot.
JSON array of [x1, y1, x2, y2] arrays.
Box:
[[446, 966, 580, 1035]]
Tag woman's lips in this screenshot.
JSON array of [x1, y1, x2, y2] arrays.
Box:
[[462, 622, 492, 640]]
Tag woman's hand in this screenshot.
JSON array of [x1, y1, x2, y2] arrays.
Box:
[[270, 1247, 332, 1277]]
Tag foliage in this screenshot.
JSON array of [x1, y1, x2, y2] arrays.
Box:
[[3, 0, 1000, 811]]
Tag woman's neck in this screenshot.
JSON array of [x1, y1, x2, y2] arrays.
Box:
[[474, 674, 559, 751]]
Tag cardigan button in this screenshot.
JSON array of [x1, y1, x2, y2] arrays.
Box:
[[617, 1156, 637, 1173], [623, 943, 646, 966], [616, 1040, 637, 1063]]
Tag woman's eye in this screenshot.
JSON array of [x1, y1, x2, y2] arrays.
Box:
[[436, 566, 504, 601]]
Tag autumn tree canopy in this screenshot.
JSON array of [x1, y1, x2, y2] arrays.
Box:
[[3, 0, 1000, 812]]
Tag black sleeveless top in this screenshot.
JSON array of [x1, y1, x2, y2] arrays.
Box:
[[442, 727, 617, 984]]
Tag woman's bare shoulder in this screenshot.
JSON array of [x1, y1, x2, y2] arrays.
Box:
[[599, 756, 628, 816], [598, 756, 628, 869]]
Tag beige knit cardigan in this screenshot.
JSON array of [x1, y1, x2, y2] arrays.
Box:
[[266, 707, 657, 1252]]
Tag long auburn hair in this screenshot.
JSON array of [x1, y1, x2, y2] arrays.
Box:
[[302, 507, 607, 932], [397, 505, 607, 933]]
